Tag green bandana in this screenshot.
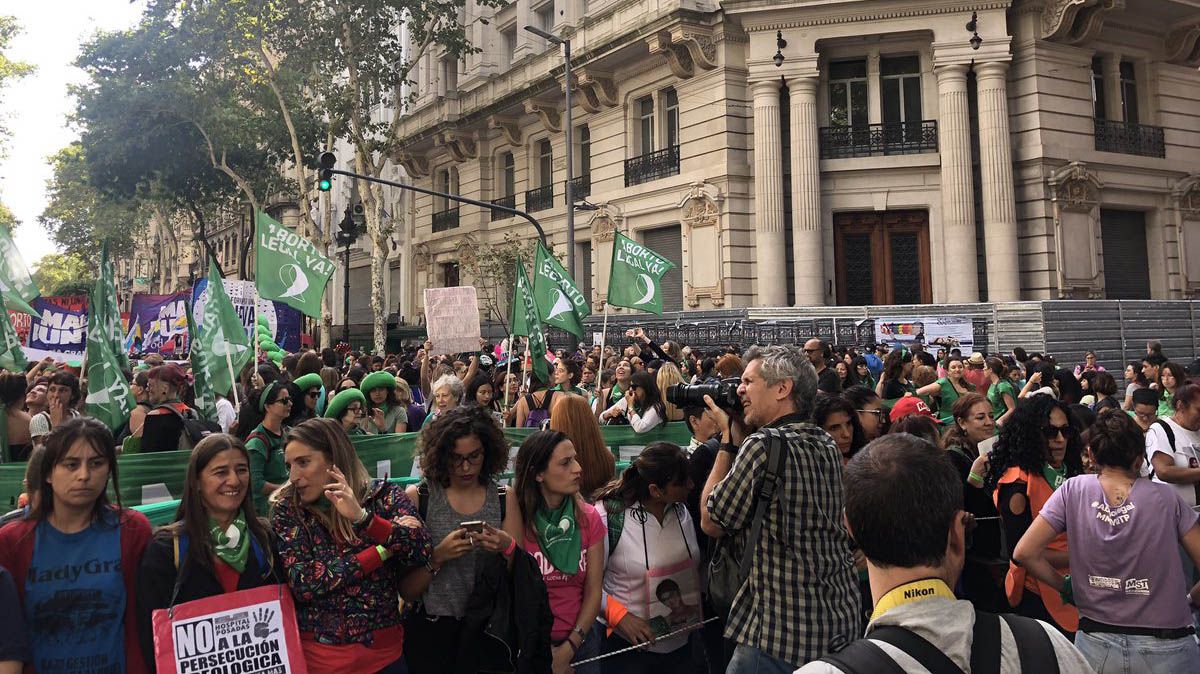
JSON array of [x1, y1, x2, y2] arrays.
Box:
[[1042, 463, 1067, 490], [533, 496, 581, 574], [209, 514, 250, 573], [608, 384, 625, 405]]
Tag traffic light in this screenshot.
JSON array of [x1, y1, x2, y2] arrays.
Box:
[[317, 152, 336, 192]]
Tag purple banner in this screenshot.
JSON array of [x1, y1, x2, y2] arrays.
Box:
[[28, 296, 88, 355], [128, 292, 191, 355]]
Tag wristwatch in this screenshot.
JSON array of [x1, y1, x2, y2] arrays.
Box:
[[719, 442, 739, 456]]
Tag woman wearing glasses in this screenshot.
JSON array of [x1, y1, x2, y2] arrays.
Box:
[[241, 382, 293, 514], [400, 406, 514, 672], [843, 385, 886, 441], [325, 388, 369, 436], [984, 395, 1085, 635]]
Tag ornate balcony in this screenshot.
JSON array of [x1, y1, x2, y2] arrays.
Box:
[[432, 207, 459, 233], [1093, 119, 1165, 158], [569, 174, 591, 200], [818, 121, 939, 159], [526, 184, 554, 212], [624, 146, 680, 187], [489, 194, 516, 222]]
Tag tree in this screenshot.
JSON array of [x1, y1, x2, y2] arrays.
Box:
[[461, 232, 544, 331], [32, 253, 91, 297], [38, 143, 144, 263], [0, 15, 34, 152]]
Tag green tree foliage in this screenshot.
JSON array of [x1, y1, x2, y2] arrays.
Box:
[[32, 252, 91, 297], [462, 232, 544, 331], [38, 143, 142, 262], [0, 15, 34, 152]]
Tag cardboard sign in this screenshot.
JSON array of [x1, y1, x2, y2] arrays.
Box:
[[152, 584, 307, 674], [423, 286, 481, 356]]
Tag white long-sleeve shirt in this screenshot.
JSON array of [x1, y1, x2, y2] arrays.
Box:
[[602, 398, 664, 433]]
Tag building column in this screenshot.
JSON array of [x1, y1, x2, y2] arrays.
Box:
[[1102, 54, 1123, 121], [976, 61, 1020, 301], [788, 75, 825, 305], [751, 79, 788, 307], [935, 64, 979, 302]]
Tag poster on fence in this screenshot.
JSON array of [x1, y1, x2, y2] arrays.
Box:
[[424, 286, 481, 356], [152, 585, 307, 674], [875, 316, 974, 352], [192, 279, 303, 353], [27, 296, 88, 355], [130, 292, 192, 354]]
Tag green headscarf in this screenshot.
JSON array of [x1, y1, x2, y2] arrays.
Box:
[[533, 495, 581, 574], [209, 513, 250, 573]]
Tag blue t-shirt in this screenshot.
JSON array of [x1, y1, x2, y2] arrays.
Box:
[[24, 518, 125, 674]]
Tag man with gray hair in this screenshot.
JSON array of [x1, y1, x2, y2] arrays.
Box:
[[701, 345, 861, 673]]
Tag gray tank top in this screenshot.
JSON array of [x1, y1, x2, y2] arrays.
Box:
[[421, 481, 503, 618]]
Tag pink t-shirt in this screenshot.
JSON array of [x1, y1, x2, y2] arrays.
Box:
[[522, 500, 605, 640]]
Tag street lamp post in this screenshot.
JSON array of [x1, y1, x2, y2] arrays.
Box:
[[335, 205, 364, 346], [525, 25, 574, 278]]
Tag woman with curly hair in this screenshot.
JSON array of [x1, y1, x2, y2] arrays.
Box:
[[875, 348, 914, 400], [401, 406, 516, 673], [812, 394, 866, 464], [985, 395, 1084, 635]]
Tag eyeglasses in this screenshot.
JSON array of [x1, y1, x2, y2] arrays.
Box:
[[803, 348, 822, 354], [856, 409, 883, 419], [346, 404, 364, 415], [1041, 424, 1076, 439], [451, 448, 485, 467]]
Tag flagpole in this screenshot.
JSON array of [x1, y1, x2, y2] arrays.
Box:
[[520, 337, 530, 393], [503, 334, 515, 412], [224, 346, 242, 408]]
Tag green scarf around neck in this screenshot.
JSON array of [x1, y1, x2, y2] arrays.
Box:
[[534, 495, 581, 574], [1042, 462, 1067, 490], [209, 513, 250, 573]]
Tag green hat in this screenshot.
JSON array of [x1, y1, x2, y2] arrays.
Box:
[[293, 373, 323, 392], [324, 388, 366, 419], [360, 371, 397, 394]]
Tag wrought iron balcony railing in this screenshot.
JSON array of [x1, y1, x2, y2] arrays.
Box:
[[489, 194, 516, 222], [818, 120, 939, 159], [624, 146, 680, 187], [526, 184, 555, 212], [1094, 119, 1166, 158], [569, 174, 591, 200], [432, 207, 459, 233]]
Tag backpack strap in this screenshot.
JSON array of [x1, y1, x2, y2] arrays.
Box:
[[970, 611, 1002, 674], [737, 428, 787, 583], [417, 481, 430, 521], [865, 625, 965, 674], [497, 485, 507, 523], [817, 639, 908, 674], [1149, 419, 1177, 483], [538, 390, 554, 411], [1000, 613, 1060, 674], [603, 498, 626, 556]]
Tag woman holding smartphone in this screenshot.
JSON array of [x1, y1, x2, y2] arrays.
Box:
[[401, 406, 514, 673]]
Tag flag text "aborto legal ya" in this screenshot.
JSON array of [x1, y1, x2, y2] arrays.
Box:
[[614, 238, 670, 276]]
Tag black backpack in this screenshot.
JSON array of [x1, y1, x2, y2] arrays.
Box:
[[819, 609, 1060, 674], [158, 404, 221, 446]]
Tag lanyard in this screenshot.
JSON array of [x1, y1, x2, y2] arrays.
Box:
[[870, 578, 956, 622], [632, 504, 692, 570]]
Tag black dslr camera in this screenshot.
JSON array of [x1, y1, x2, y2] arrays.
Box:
[[665, 378, 742, 414]]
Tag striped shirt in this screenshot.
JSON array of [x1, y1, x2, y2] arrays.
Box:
[[707, 413, 862, 667]]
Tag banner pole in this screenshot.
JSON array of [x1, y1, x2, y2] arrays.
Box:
[[503, 334, 515, 412], [224, 346, 241, 409], [520, 336, 529, 394], [595, 302, 609, 416]]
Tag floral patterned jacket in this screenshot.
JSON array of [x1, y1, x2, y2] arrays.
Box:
[[273, 479, 432, 645]]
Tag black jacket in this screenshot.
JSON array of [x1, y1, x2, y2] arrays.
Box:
[[135, 530, 282, 673], [456, 549, 553, 674]]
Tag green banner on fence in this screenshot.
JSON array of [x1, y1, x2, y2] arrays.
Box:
[[0, 423, 692, 512]]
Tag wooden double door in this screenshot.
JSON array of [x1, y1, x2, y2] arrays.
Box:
[[834, 210, 932, 306]]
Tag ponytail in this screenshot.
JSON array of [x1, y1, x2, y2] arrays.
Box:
[[593, 442, 689, 509]]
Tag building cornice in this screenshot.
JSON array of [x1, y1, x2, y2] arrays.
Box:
[[729, 0, 1011, 31]]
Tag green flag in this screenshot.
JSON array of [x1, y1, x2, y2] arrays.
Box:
[[197, 259, 253, 399], [532, 242, 590, 339], [0, 226, 39, 317], [91, 243, 128, 371], [607, 231, 676, 315], [186, 301, 219, 423], [0, 307, 27, 373], [85, 250, 135, 431], [511, 257, 549, 383], [254, 210, 335, 317]]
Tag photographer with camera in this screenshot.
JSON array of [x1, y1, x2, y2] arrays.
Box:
[[698, 345, 861, 673]]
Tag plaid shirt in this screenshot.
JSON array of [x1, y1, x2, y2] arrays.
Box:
[[707, 413, 862, 666]]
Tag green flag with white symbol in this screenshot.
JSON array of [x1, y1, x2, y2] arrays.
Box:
[[0, 226, 40, 317], [0, 305, 27, 373], [187, 300, 219, 423], [197, 259, 253, 399], [511, 257, 549, 383], [85, 247, 134, 431], [532, 242, 590, 339], [254, 210, 335, 317], [606, 231, 676, 315]]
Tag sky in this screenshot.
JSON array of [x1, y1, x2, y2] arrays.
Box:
[[1, 1, 144, 268]]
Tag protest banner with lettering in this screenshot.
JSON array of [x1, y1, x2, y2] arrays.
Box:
[[192, 279, 302, 352], [424, 286, 482, 356], [152, 585, 307, 674], [130, 292, 192, 354], [6, 310, 30, 346], [607, 232, 676, 315], [875, 316, 974, 352], [254, 211, 335, 318], [28, 296, 88, 355]]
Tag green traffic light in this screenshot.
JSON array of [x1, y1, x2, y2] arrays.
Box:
[[318, 178, 332, 191]]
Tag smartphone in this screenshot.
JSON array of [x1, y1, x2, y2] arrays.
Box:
[[460, 521, 486, 534]]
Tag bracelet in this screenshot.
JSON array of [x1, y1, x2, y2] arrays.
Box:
[[572, 625, 588, 643], [503, 537, 517, 558], [354, 509, 371, 526], [376, 544, 390, 562], [967, 471, 984, 486], [425, 560, 440, 577]]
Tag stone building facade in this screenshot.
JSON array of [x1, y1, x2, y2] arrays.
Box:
[[387, 0, 1200, 318]]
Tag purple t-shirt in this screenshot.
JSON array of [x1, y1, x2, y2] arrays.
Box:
[[1040, 475, 1198, 629]]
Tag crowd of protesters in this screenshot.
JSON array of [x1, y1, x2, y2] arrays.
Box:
[[0, 329, 1199, 673]]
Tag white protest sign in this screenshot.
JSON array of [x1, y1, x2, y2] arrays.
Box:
[[424, 286, 482, 356]]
